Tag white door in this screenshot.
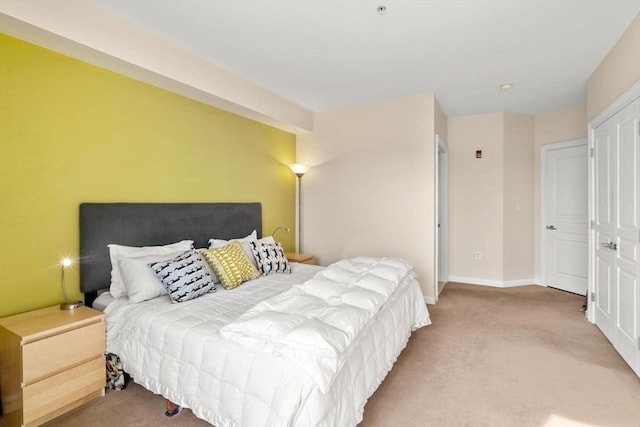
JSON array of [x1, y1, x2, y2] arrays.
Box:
[[592, 96, 640, 377], [435, 134, 449, 299], [437, 136, 448, 289], [542, 141, 588, 295], [593, 122, 615, 341]]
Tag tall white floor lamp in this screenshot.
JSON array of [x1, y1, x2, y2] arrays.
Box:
[[289, 163, 309, 252]]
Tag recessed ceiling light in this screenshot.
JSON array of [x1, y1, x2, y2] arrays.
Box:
[[500, 83, 514, 91], [377, 5, 387, 14]]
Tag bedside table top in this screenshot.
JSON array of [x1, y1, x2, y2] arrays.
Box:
[[0, 305, 104, 343], [285, 252, 315, 263]]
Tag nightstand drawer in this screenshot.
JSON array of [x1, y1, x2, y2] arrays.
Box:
[[22, 321, 105, 384], [22, 356, 105, 425]]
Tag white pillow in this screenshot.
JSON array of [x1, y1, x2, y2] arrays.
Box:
[[108, 240, 193, 298], [208, 230, 257, 248], [119, 256, 171, 303]]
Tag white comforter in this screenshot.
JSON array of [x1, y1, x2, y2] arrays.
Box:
[[105, 261, 430, 427], [221, 257, 417, 393]]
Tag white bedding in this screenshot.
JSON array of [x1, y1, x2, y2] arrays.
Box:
[[221, 257, 417, 393], [105, 261, 430, 427]]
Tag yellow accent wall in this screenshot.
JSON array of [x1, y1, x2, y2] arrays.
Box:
[[0, 33, 297, 317]]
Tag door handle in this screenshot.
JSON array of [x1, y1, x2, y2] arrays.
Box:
[[601, 241, 617, 251], [546, 225, 557, 230]]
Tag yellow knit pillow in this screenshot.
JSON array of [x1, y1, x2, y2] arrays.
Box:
[[201, 241, 261, 289]]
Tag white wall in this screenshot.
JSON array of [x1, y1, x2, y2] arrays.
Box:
[[297, 93, 439, 300]]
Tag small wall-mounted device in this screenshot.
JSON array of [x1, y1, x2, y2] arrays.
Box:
[[476, 150, 482, 159]]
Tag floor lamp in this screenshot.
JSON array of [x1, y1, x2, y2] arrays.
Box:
[[289, 163, 309, 253]]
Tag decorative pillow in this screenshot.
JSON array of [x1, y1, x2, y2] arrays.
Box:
[[107, 240, 194, 298], [249, 241, 292, 275], [149, 249, 217, 303], [240, 236, 275, 267], [196, 250, 220, 284], [207, 232, 275, 268], [201, 241, 261, 289]]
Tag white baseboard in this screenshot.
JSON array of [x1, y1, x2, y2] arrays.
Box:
[[503, 278, 539, 288], [423, 295, 437, 305], [448, 276, 541, 288]]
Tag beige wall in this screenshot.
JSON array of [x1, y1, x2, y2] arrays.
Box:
[[448, 113, 505, 282], [435, 97, 448, 143], [533, 105, 587, 282], [448, 113, 535, 285], [587, 14, 640, 120], [297, 94, 438, 300], [503, 113, 535, 281]]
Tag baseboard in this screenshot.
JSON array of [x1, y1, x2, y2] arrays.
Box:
[[423, 295, 437, 305], [503, 279, 539, 288], [448, 276, 541, 288]]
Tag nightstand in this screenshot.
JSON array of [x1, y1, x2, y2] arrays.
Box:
[[285, 252, 317, 265], [0, 306, 105, 427]]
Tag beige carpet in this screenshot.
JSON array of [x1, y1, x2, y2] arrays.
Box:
[[361, 283, 640, 427], [3, 282, 638, 427]]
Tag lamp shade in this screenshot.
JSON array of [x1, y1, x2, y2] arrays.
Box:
[[289, 163, 310, 177]]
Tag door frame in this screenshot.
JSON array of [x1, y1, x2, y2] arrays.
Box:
[[587, 80, 640, 323], [540, 138, 588, 290], [434, 134, 449, 300]]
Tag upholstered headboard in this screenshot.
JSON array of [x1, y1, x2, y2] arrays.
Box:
[[79, 203, 262, 306]]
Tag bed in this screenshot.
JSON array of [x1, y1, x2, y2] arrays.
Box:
[[79, 202, 430, 427]]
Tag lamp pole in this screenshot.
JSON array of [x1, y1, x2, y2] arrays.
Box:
[[289, 164, 310, 253], [296, 173, 304, 252]]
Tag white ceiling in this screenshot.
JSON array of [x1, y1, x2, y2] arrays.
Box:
[[89, 0, 638, 117]]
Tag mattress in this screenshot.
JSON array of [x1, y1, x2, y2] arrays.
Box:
[[105, 262, 430, 426]]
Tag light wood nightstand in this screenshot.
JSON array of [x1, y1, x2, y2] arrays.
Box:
[[285, 252, 317, 265], [0, 306, 106, 427]]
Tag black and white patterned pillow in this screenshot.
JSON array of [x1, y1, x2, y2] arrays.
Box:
[[249, 241, 292, 275], [149, 249, 217, 303]]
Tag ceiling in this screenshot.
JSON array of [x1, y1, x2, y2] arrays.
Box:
[[87, 1, 638, 117]]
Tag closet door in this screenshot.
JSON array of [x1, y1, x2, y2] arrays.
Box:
[[592, 97, 640, 377], [611, 98, 639, 374], [593, 120, 615, 342]]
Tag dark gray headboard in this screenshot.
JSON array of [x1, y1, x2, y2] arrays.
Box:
[[79, 203, 262, 306]]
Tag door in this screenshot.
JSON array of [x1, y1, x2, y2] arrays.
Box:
[[593, 122, 615, 341], [592, 96, 640, 377], [437, 135, 448, 292], [542, 140, 588, 295]]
